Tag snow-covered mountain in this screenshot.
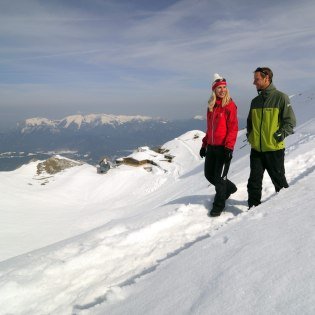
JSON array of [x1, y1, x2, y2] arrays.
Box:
[[19, 114, 156, 133], [0, 114, 210, 171], [0, 90, 314, 314]]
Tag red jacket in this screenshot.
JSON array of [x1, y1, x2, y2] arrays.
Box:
[[202, 99, 238, 150]]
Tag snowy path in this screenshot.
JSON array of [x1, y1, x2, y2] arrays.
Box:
[[97, 169, 315, 315]]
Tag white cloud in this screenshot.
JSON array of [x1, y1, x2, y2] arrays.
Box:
[[0, 0, 315, 121]]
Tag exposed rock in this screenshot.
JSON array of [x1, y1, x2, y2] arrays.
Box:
[[37, 157, 82, 175]]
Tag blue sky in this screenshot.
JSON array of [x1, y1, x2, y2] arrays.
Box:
[[1, 0, 315, 127]]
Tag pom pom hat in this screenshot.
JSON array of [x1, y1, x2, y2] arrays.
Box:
[[212, 73, 227, 91]]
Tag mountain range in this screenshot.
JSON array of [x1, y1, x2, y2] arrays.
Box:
[[0, 114, 212, 171]]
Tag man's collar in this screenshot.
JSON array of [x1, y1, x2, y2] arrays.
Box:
[[258, 83, 276, 95]]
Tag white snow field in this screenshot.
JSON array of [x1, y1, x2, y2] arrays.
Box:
[[0, 91, 314, 314]]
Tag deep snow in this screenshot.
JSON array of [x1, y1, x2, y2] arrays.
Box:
[[0, 90, 314, 315]]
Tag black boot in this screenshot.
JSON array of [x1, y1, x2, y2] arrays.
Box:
[[208, 207, 224, 217], [275, 182, 289, 193], [226, 185, 237, 200], [248, 201, 261, 210]]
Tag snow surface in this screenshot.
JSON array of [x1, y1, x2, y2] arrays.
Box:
[[0, 91, 314, 314]]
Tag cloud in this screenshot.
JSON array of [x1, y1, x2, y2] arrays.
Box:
[[0, 0, 315, 122]]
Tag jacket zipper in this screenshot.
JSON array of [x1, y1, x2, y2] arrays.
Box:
[[259, 97, 265, 152], [211, 106, 216, 145]]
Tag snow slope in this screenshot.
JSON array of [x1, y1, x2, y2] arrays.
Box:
[[0, 90, 314, 314]]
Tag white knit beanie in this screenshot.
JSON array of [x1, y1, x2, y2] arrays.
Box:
[[211, 73, 226, 91]]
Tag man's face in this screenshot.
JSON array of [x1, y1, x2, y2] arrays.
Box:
[[253, 72, 269, 91]]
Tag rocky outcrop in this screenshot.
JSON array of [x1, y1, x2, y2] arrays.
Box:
[[36, 156, 82, 175]]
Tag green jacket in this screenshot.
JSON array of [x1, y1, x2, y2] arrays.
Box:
[[247, 83, 296, 152]]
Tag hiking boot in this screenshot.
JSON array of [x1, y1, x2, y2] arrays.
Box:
[[248, 201, 261, 210], [208, 207, 224, 217], [226, 186, 237, 200], [275, 183, 289, 193]]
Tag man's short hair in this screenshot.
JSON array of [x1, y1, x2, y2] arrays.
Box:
[[254, 67, 273, 82]]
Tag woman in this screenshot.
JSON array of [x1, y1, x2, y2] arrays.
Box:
[[200, 73, 238, 217]]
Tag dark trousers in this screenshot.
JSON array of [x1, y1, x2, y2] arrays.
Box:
[[247, 149, 289, 207], [204, 146, 237, 210]]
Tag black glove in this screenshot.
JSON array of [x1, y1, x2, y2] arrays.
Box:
[[273, 130, 285, 142], [199, 147, 206, 158], [223, 147, 233, 162]]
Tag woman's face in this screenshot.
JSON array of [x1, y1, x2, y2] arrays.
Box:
[[215, 85, 227, 99]]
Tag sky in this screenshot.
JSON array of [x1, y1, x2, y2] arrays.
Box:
[[1, 0, 315, 128]]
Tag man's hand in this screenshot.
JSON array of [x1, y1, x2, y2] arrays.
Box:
[[274, 130, 285, 142]]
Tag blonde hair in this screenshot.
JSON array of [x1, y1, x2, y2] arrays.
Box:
[[208, 87, 231, 112]]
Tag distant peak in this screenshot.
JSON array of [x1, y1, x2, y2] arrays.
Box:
[[21, 114, 156, 130], [24, 117, 56, 126], [193, 115, 205, 120], [59, 114, 154, 128]]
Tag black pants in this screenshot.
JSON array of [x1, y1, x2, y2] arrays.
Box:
[[247, 149, 289, 207], [204, 146, 237, 211]]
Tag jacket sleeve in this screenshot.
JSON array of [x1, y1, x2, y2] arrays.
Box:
[[202, 134, 208, 148], [279, 95, 296, 137], [225, 102, 238, 150], [202, 109, 209, 148], [246, 106, 252, 138]]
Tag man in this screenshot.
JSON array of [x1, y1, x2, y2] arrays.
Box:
[[246, 67, 296, 209]]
